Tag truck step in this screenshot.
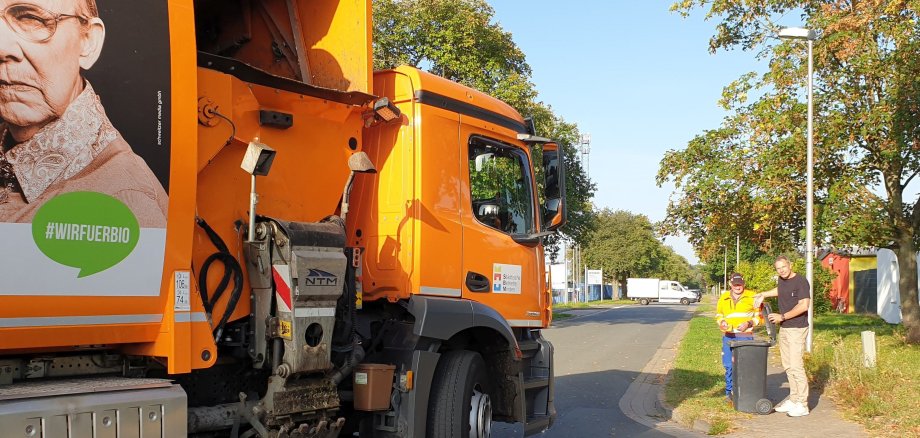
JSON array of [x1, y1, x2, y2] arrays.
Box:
[[522, 377, 549, 390], [517, 340, 540, 352], [523, 414, 552, 435], [518, 340, 542, 359]]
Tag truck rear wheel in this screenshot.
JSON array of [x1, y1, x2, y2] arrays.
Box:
[[427, 350, 493, 438], [639, 298, 649, 305]]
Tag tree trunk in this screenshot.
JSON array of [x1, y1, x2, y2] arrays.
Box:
[[894, 233, 920, 344]]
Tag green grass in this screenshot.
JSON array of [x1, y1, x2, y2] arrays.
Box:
[[665, 304, 920, 436], [551, 312, 575, 321], [663, 298, 741, 434], [807, 314, 919, 438]]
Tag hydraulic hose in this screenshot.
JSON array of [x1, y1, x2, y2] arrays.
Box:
[[196, 217, 244, 342]]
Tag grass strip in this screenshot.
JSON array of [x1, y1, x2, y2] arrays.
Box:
[[808, 314, 919, 438], [664, 301, 737, 434], [666, 299, 919, 436]]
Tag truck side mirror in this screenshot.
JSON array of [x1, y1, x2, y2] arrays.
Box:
[[542, 142, 566, 232]]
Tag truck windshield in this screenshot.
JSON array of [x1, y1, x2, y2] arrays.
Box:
[[468, 137, 535, 235]]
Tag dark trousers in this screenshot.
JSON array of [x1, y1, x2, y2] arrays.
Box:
[[722, 333, 753, 397]]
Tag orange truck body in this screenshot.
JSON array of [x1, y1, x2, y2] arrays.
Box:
[[0, 1, 561, 436]]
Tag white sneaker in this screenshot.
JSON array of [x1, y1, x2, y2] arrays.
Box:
[[787, 402, 810, 417], [774, 399, 794, 413]]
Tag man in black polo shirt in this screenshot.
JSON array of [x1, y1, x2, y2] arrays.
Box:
[[754, 255, 811, 417]]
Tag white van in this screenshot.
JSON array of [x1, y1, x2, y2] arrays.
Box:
[[626, 278, 699, 305]]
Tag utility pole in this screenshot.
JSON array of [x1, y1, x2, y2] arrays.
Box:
[[736, 234, 740, 269]]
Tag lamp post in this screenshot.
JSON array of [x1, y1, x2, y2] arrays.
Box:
[[778, 26, 817, 352]]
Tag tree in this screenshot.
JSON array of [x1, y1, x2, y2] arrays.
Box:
[[582, 209, 665, 292], [373, 0, 596, 248], [652, 246, 697, 285], [663, 1, 920, 343]]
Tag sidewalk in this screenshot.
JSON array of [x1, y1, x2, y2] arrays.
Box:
[[722, 353, 867, 438], [619, 317, 869, 438]]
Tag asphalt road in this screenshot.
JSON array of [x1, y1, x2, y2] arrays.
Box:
[[494, 302, 696, 437]]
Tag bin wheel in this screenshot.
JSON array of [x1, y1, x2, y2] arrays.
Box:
[[680, 298, 690, 305], [755, 398, 773, 415], [639, 298, 649, 305]]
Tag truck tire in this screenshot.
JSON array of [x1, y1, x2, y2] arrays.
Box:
[[680, 298, 689, 305], [427, 350, 493, 438], [639, 298, 649, 305]]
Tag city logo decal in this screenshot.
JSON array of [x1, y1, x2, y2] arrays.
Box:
[[493, 265, 503, 292]]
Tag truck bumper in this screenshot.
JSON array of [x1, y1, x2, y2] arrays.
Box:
[[0, 377, 186, 438]]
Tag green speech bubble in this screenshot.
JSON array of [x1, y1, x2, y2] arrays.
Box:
[[31, 192, 140, 278]]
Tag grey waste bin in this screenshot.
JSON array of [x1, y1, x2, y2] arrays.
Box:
[[729, 303, 777, 415]]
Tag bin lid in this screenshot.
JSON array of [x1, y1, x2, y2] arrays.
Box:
[[729, 339, 772, 348], [355, 363, 396, 371]]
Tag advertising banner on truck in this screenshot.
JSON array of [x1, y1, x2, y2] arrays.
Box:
[[0, 1, 170, 295]]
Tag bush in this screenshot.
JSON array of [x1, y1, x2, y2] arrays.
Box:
[[734, 256, 834, 314], [811, 262, 834, 315]]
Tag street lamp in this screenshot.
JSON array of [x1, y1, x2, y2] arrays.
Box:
[[778, 26, 817, 352]]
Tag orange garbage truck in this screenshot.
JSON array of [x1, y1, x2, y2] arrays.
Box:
[[0, 1, 564, 437]]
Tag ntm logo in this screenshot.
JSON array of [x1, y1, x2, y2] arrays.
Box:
[[304, 269, 338, 286]]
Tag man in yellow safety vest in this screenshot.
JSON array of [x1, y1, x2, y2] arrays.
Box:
[[716, 272, 762, 406]]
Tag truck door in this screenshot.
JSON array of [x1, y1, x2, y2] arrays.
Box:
[[460, 133, 542, 327]]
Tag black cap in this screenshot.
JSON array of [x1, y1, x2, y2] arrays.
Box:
[[730, 273, 745, 286]]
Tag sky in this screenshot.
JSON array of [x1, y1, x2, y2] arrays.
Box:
[[486, 1, 796, 265]]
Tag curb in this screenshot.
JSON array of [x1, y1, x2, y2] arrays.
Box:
[[618, 318, 708, 437]]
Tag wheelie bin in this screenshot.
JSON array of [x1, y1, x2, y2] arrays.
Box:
[[729, 303, 777, 414]]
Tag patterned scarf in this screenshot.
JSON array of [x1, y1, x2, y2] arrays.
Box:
[[0, 83, 117, 204]]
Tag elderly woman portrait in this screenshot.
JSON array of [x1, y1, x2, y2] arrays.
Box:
[[0, 0, 168, 227]]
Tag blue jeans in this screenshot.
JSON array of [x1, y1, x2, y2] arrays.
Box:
[[722, 333, 753, 397]]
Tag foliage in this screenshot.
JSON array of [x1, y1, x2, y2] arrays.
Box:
[[373, 0, 596, 248], [651, 246, 697, 285], [662, 0, 920, 342], [582, 209, 663, 285], [733, 256, 833, 314]]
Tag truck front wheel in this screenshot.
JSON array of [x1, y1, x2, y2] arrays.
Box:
[[427, 350, 493, 438], [680, 298, 690, 305], [639, 298, 649, 305]]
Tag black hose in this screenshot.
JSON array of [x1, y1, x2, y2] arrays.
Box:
[[196, 217, 244, 342]]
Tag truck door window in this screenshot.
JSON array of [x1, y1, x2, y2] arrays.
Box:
[[468, 137, 535, 235]]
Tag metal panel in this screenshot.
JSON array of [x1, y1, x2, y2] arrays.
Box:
[[0, 382, 185, 438], [120, 408, 141, 438], [94, 409, 117, 438], [71, 412, 93, 438], [141, 405, 163, 437], [45, 415, 67, 437]]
